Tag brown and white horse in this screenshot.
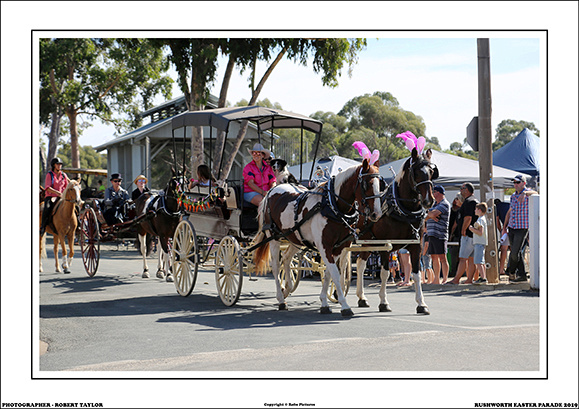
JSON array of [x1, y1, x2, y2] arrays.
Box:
[[352, 148, 438, 314], [134, 176, 183, 281], [252, 159, 382, 316], [40, 180, 82, 273]]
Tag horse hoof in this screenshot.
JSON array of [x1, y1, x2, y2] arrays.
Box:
[[341, 308, 354, 317], [156, 270, 165, 279], [142, 271, 150, 278], [379, 304, 392, 312], [278, 303, 287, 311], [165, 274, 174, 283], [320, 306, 332, 314], [358, 299, 370, 308], [417, 305, 430, 315]]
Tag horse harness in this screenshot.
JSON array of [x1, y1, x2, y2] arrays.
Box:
[[253, 170, 381, 253]]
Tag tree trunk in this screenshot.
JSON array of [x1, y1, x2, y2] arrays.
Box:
[[213, 56, 235, 177], [47, 110, 62, 163], [40, 146, 47, 183], [220, 47, 288, 180], [66, 106, 80, 178]]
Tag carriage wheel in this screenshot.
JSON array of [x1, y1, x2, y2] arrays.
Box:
[[171, 219, 199, 296], [79, 207, 100, 277], [325, 255, 351, 303], [279, 251, 302, 297], [215, 236, 243, 306]]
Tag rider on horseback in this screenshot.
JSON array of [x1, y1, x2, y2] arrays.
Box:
[[40, 157, 69, 236]]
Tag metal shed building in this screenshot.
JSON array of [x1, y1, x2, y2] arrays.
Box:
[[94, 95, 269, 189]]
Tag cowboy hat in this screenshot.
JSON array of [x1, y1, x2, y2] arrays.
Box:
[[133, 174, 148, 185], [110, 173, 123, 181], [247, 143, 269, 156]]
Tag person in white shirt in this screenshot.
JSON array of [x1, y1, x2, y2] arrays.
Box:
[[469, 202, 488, 284]]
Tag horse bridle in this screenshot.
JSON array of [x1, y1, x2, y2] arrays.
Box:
[[407, 158, 438, 203], [357, 169, 382, 218]]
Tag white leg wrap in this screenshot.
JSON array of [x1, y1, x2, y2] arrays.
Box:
[[412, 271, 427, 307], [379, 266, 389, 305]]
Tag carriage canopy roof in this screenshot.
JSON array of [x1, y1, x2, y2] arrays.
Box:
[[171, 106, 323, 135]]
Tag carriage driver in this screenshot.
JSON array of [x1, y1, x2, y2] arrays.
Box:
[[104, 173, 130, 226], [40, 157, 69, 235]]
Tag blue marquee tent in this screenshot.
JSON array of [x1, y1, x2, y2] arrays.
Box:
[[493, 128, 540, 177]]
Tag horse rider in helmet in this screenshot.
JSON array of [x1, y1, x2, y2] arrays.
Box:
[[40, 157, 70, 236]]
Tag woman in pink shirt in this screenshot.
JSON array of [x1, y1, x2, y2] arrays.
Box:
[[243, 143, 276, 206], [40, 157, 69, 235]]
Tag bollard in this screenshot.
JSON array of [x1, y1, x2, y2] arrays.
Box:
[[528, 194, 540, 290]]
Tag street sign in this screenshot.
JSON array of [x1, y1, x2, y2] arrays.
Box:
[[466, 116, 479, 151]]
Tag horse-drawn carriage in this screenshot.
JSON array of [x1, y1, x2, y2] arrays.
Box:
[[74, 106, 439, 317], [167, 106, 330, 306]]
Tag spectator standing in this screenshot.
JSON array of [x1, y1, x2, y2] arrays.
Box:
[[425, 185, 451, 284], [494, 198, 511, 276], [502, 175, 538, 282], [396, 249, 412, 287], [420, 226, 433, 284], [470, 202, 489, 284], [448, 193, 464, 277], [447, 182, 478, 284]]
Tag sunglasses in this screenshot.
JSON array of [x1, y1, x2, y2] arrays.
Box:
[[137, 179, 146, 183], [112, 179, 121, 183], [513, 181, 522, 184]]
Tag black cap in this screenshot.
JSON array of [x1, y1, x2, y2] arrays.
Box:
[[110, 173, 122, 181]]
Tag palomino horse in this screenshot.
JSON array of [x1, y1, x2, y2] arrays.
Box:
[[40, 180, 82, 273], [352, 148, 438, 314], [252, 159, 383, 317], [134, 175, 183, 281]]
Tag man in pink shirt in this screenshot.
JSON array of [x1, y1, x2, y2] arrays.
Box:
[[243, 143, 276, 206], [41, 157, 69, 235]]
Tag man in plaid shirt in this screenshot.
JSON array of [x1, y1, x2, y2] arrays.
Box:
[[502, 174, 538, 282]]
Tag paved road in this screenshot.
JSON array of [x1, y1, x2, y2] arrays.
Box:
[[39, 241, 540, 373]]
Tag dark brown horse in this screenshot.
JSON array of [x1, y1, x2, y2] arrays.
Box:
[[352, 148, 439, 314], [134, 175, 183, 281], [252, 159, 382, 316]]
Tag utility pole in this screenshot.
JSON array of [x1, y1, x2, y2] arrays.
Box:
[[477, 38, 499, 284]]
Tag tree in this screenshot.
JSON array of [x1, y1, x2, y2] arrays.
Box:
[[40, 38, 172, 173], [493, 119, 540, 151], [338, 92, 426, 162]]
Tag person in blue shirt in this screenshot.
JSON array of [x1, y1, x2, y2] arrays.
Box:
[[425, 185, 451, 284]]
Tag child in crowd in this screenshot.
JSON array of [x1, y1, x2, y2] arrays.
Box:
[[469, 202, 489, 284]]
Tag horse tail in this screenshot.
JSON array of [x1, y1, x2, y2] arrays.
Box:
[[253, 193, 272, 275], [253, 232, 270, 276]]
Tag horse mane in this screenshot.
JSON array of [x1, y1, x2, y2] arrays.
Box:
[[63, 179, 79, 195], [333, 164, 360, 193]]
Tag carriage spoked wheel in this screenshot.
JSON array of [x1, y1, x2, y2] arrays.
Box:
[[79, 207, 100, 277], [171, 219, 199, 296], [279, 250, 302, 298], [323, 255, 351, 303], [215, 236, 243, 306]]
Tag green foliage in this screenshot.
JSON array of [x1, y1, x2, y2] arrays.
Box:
[[40, 38, 173, 166], [56, 145, 108, 186], [337, 92, 426, 162], [493, 119, 539, 151], [58, 144, 107, 169]]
